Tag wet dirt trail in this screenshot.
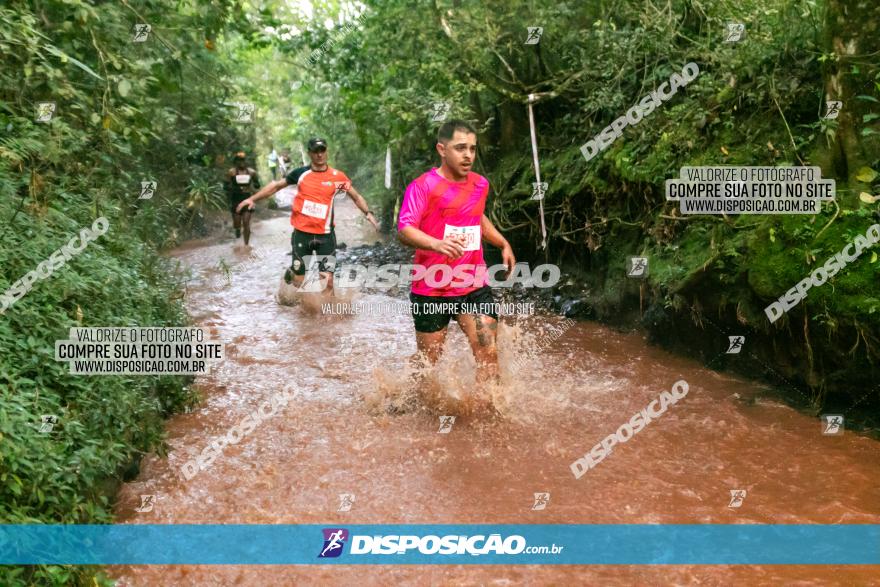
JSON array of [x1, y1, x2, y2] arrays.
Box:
[[111, 199, 880, 586]]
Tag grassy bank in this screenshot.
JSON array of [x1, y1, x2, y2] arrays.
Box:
[[0, 0, 256, 583]]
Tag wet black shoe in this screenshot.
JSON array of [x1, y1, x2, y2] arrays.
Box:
[[283, 267, 293, 284]]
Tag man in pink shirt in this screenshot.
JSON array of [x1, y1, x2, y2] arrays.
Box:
[[398, 120, 516, 386]]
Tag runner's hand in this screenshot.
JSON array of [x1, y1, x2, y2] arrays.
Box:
[[501, 244, 516, 277], [236, 198, 254, 213], [365, 211, 380, 231], [432, 236, 465, 259]]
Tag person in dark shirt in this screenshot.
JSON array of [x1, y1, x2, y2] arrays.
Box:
[[225, 151, 261, 245]]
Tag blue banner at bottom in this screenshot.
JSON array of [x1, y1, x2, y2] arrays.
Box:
[[0, 524, 878, 565]]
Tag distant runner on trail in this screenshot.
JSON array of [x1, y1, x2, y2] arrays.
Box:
[[236, 137, 379, 293], [397, 119, 515, 386], [225, 151, 261, 245], [267, 146, 279, 180], [279, 148, 292, 176]]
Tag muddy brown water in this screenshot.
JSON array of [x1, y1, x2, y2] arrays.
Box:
[[111, 200, 880, 585]]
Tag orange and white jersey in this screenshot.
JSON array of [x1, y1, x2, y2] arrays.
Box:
[[285, 165, 350, 234]]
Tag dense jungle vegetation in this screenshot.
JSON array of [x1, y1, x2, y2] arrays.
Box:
[[0, 0, 877, 584]]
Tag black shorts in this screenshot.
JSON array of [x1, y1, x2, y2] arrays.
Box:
[[409, 286, 498, 333], [290, 229, 336, 275]]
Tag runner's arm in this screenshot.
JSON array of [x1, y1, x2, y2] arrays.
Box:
[[343, 184, 380, 229], [236, 178, 287, 212], [223, 171, 234, 197], [481, 214, 516, 273], [397, 179, 464, 258]]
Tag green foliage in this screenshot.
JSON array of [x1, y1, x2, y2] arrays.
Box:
[[0, 1, 878, 583], [0, 0, 253, 584], [265, 0, 878, 405]]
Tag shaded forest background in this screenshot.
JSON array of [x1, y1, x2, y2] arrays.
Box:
[[0, 0, 878, 584]]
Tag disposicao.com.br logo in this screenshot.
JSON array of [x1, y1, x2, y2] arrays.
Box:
[[318, 528, 563, 558], [318, 528, 349, 558]]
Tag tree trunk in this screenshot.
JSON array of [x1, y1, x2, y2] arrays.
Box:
[[820, 0, 880, 194]]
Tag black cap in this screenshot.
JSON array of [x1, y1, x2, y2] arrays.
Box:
[[307, 137, 328, 152]]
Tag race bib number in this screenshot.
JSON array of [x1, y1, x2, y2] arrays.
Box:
[[235, 174, 251, 185], [301, 199, 329, 219], [443, 224, 481, 251]]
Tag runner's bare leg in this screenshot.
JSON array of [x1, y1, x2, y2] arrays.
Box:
[[232, 211, 242, 237], [455, 313, 499, 383], [414, 329, 448, 367], [408, 328, 449, 407], [324, 271, 334, 296], [289, 271, 333, 292], [241, 209, 252, 245]]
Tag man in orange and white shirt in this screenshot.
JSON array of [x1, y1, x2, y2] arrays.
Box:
[[237, 137, 379, 291]]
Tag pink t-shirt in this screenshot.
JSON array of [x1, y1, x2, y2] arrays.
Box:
[[398, 168, 489, 296]]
